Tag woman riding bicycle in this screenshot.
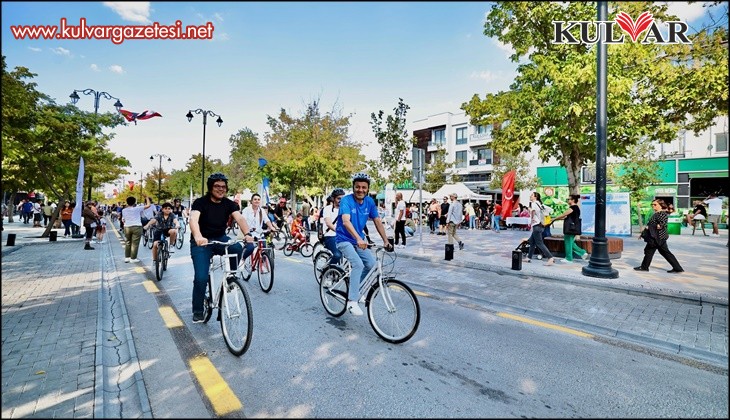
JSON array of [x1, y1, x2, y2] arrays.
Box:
[[189, 173, 254, 323], [239, 193, 278, 260], [336, 172, 393, 316], [144, 202, 180, 263]]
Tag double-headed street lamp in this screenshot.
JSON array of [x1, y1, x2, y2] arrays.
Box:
[[69, 88, 124, 201], [186, 109, 223, 197], [150, 154, 171, 203]]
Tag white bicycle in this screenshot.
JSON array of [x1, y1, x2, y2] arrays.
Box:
[[319, 244, 420, 343], [201, 240, 254, 356]]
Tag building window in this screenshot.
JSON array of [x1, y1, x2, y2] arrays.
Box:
[[456, 127, 467, 145], [432, 129, 446, 146], [476, 124, 493, 136], [476, 148, 492, 165], [455, 151, 467, 168], [716, 132, 728, 152]]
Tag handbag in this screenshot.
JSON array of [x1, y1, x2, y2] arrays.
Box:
[[563, 217, 582, 235]]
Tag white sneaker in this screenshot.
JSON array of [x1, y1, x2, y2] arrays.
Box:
[[581, 253, 589, 260], [347, 300, 363, 316], [130, 258, 141, 263], [124, 257, 130, 263]]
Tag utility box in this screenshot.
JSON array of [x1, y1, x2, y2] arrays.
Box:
[[512, 250, 522, 270]]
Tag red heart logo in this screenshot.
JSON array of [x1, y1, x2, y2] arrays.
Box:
[[615, 11, 654, 42]]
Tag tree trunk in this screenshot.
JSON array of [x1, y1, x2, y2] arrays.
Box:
[[6, 192, 17, 222]]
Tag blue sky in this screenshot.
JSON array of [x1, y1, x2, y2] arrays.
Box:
[[1, 1, 716, 194]]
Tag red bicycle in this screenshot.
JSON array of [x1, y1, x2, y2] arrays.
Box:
[[239, 233, 275, 293], [283, 232, 314, 257]]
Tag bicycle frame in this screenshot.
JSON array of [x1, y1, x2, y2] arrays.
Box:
[[207, 241, 242, 311]]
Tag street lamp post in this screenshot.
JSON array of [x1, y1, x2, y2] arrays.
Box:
[[186, 109, 223, 196], [150, 154, 171, 203], [69, 89, 123, 201], [134, 171, 145, 201]]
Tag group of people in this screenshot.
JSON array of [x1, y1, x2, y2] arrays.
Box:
[[426, 197, 507, 235]]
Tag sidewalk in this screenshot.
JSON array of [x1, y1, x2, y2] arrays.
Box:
[[1, 218, 151, 419], [386, 222, 729, 305]]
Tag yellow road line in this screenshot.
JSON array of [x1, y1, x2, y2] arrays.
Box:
[[134, 267, 145, 274], [189, 356, 243, 416], [413, 290, 431, 297], [159, 306, 184, 328], [497, 312, 594, 338], [143, 280, 160, 293]]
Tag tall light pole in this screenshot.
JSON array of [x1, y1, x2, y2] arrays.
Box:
[[134, 171, 145, 201], [186, 109, 223, 196], [69, 89, 123, 201], [150, 154, 171, 203]]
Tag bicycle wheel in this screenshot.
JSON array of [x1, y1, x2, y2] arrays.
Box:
[[175, 233, 184, 249], [283, 241, 294, 256], [162, 243, 169, 271], [239, 257, 252, 281], [299, 243, 314, 258], [220, 276, 253, 356], [312, 250, 331, 284], [319, 266, 348, 317], [203, 274, 213, 323], [146, 231, 154, 249], [155, 258, 163, 281], [311, 241, 324, 261], [367, 278, 420, 344], [271, 231, 287, 250], [142, 229, 149, 247], [257, 251, 274, 293]]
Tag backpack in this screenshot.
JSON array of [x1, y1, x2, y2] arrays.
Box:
[[541, 204, 552, 226]]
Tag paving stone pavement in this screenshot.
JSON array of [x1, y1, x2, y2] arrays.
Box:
[[2, 219, 150, 419]]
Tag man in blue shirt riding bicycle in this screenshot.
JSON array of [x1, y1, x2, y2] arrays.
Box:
[[336, 172, 393, 316], [189, 173, 254, 323]]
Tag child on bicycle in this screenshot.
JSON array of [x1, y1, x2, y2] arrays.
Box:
[[290, 212, 307, 248], [144, 202, 180, 263]]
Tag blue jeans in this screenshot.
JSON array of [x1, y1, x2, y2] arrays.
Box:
[[323, 236, 341, 265], [337, 241, 375, 301], [240, 240, 256, 261], [469, 216, 476, 229], [190, 235, 243, 315], [493, 215, 501, 232]]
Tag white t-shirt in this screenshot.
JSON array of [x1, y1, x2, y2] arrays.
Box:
[[143, 205, 156, 220], [122, 205, 146, 227], [395, 200, 406, 221], [529, 201, 544, 227], [241, 205, 267, 239], [322, 205, 339, 237], [703, 197, 722, 215]]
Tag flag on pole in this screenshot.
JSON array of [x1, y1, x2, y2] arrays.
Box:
[[501, 170, 516, 219], [119, 109, 162, 125], [71, 157, 84, 226]]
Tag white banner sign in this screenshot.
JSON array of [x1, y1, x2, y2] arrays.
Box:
[[71, 157, 84, 226]]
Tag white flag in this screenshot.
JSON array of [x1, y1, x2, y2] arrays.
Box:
[[71, 157, 84, 226]]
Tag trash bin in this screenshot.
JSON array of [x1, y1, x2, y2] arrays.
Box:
[[667, 216, 682, 235], [445, 243, 454, 260], [49, 231, 57, 242], [6, 233, 16, 246], [512, 250, 522, 270]]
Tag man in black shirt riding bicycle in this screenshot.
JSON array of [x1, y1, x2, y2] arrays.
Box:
[[189, 173, 254, 323]]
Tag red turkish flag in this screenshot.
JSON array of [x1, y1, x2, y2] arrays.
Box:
[[500, 170, 516, 219], [128, 180, 135, 191]]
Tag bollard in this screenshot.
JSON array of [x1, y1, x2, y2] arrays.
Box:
[[445, 243, 454, 260], [49, 231, 57, 242], [6, 233, 16, 246], [511, 250, 522, 270]]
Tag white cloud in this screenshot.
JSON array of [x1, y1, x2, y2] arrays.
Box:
[[28, 47, 41, 52], [51, 47, 71, 56], [661, 1, 709, 23], [214, 12, 224, 22], [103, 2, 151, 23], [492, 39, 515, 57], [216, 32, 230, 41], [109, 65, 124, 74], [470, 71, 499, 82], [90, 64, 100, 72]]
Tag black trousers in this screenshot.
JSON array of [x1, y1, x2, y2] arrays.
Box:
[[640, 240, 683, 271], [394, 220, 406, 245]]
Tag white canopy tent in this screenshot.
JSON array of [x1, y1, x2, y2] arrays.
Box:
[[432, 182, 492, 202], [398, 189, 433, 203]]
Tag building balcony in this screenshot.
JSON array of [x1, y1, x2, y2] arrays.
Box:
[[469, 133, 490, 146], [427, 141, 446, 151], [469, 159, 492, 167]]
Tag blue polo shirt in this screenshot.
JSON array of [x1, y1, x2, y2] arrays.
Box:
[[336, 193, 379, 245]]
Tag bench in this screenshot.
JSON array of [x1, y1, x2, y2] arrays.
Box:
[[543, 235, 624, 259]]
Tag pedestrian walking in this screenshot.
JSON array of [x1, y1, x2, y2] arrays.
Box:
[[703, 193, 724, 236], [438, 196, 449, 235], [634, 199, 684, 273], [81, 201, 99, 250], [394, 192, 407, 248], [525, 191, 555, 266], [551, 194, 589, 263], [122, 196, 152, 262], [446, 193, 464, 250], [60, 200, 73, 237]]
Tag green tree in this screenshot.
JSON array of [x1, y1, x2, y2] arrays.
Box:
[[462, 2, 728, 195], [607, 141, 662, 231], [225, 128, 263, 195], [488, 152, 540, 192], [167, 154, 224, 200], [263, 99, 364, 204], [424, 148, 451, 192], [370, 98, 415, 184]]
